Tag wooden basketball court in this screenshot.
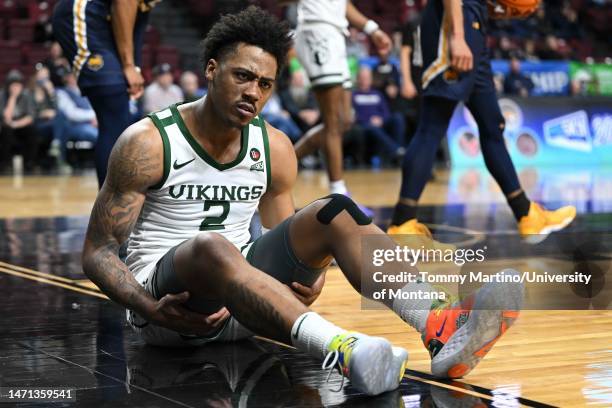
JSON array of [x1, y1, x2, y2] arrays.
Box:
[[1, 168, 610, 407]]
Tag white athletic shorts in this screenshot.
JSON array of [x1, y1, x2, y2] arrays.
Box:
[[294, 22, 352, 89]]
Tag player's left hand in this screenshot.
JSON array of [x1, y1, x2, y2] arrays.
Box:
[[450, 36, 473, 72], [123, 65, 144, 98], [371, 30, 392, 58], [290, 272, 326, 306]]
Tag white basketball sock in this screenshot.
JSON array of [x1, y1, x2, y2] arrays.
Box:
[[329, 180, 348, 195], [291, 312, 343, 359], [391, 281, 437, 333]]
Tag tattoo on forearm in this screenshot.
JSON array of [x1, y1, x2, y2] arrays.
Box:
[[82, 131, 160, 312]]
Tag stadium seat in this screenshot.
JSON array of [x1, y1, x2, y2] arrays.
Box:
[[155, 45, 180, 68], [8, 19, 36, 43], [27, 1, 53, 23], [0, 40, 24, 66], [23, 44, 48, 65]]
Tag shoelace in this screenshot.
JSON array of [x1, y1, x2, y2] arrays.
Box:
[[322, 349, 344, 391], [321, 336, 357, 392]]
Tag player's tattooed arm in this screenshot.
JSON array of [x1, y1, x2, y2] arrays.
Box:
[[259, 123, 297, 229], [82, 119, 163, 318]]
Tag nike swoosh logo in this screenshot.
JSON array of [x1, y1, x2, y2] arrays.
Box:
[[292, 315, 308, 339], [173, 158, 195, 170], [435, 317, 447, 337]]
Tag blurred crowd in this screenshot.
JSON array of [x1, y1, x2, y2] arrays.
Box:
[[0, 0, 610, 173]]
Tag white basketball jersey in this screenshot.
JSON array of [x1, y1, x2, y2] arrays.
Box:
[[125, 103, 270, 277], [297, 0, 348, 31]]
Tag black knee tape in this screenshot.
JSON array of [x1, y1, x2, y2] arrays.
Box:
[[316, 194, 372, 225]]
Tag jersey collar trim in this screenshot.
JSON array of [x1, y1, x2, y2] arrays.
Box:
[[170, 103, 250, 171]]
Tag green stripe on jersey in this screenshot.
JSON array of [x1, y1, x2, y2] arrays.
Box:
[[259, 118, 272, 189], [147, 112, 171, 190], [170, 103, 249, 171]]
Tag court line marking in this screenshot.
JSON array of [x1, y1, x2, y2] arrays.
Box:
[[0, 261, 553, 407], [0, 266, 107, 299], [403, 373, 492, 400], [0, 260, 78, 284]]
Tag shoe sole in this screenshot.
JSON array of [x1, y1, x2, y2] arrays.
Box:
[[522, 213, 576, 244], [349, 339, 407, 396], [430, 269, 524, 378]]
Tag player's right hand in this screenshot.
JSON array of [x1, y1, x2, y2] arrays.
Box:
[[450, 36, 473, 72], [401, 80, 418, 99], [123, 65, 144, 99], [371, 30, 392, 58], [150, 291, 230, 336]]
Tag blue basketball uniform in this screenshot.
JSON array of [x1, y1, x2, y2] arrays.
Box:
[[419, 0, 494, 101], [52, 0, 160, 91]]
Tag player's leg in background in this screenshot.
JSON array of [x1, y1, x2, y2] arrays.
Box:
[[465, 90, 530, 221], [294, 87, 352, 173], [390, 96, 457, 226], [467, 89, 576, 238], [84, 85, 131, 188], [310, 85, 348, 194]]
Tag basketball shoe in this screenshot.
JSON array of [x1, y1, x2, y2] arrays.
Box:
[[518, 202, 576, 244], [323, 332, 408, 395], [387, 219, 456, 251], [422, 269, 524, 378]]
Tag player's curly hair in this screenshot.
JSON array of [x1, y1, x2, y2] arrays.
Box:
[[201, 6, 292, 75]]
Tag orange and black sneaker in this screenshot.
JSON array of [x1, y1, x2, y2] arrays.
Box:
[[422, 269, 524, 378], [518, 202, 576, 244]]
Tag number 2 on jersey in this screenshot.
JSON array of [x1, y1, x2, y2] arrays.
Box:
[[200, 200, 230, 230]]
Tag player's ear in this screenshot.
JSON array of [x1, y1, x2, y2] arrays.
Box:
[[205, 59, 218, 81]]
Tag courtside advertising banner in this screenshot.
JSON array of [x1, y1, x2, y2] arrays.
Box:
[[491, 60, 570, 96], [447, 96, 612, 167]]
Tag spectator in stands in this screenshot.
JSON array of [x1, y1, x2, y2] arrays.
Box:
[[261, 93, 302, 143], [539, 35, 567, 60], [492, 36, 514, 60], [143, 63, 184, 113], [56, 68, 98, 166], [29, 64, 57, 168], [553, 3, 584, 40], [533, 6, 554, 39], [43, 42, 70, 88], [278, 69, 320, 133], [33, 1, 54, 43], [179, 71, 206, 103], [523, 39, 540, 61], [346, 27, 370, 60], [352, 66, 405, 164], [0, 70, 38, 172], [503, 57, 534, 97], [372, 49, 401, 103]]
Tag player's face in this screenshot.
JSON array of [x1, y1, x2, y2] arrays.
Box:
[[207, 43, 277, 129]]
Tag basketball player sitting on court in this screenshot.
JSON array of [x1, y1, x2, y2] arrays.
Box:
[[82, 7, 522, 396]]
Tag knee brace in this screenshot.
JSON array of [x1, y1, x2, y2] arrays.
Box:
[[316, 194, 372, 225]]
